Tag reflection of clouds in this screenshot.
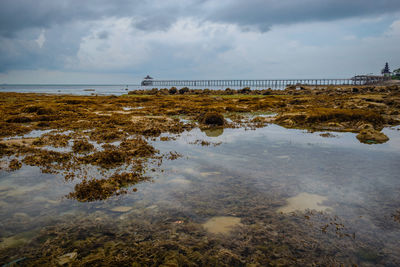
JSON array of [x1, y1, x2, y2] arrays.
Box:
[[171, 125, 400, 153], [382, 126, 400, 150]]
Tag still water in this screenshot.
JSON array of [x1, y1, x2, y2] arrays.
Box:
[[1, 125, 400, 265], [0, 84, 140, 95]]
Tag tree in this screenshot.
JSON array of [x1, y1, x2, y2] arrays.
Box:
[[392, 68, 400, 78]]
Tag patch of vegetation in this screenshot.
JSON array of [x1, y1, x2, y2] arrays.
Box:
[[72, 139, 94, 153]]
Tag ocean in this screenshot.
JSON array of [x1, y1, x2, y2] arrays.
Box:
[[0, 83, 289, 95], [0, 84, 143, 95]]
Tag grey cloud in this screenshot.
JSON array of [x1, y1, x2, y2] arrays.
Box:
[[203, 0, 400, 32], [0, 0, 142, 37], [1, 0, 400, 37], [133, 15, 177, 32], [97, 30, 109, 39], [1, 0, 400, 75], [0, 23, 88, 72]]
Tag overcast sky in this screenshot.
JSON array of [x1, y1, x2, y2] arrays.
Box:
[[0, 0, 399, 84]]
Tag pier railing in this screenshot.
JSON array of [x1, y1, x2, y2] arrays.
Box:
[[142, 76, 389, 87]]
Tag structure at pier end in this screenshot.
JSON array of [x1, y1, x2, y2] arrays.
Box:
[[141, 75, 154, 86], [381, 62, 391, 77]]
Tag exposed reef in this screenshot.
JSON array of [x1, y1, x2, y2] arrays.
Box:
[[0, 84, 399, 201]]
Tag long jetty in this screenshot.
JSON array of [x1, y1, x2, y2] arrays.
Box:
[[142, 75, 388, 87]]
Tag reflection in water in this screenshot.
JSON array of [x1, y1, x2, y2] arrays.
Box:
[[202, 127, 224, 137], [1, 125, 400, 265]]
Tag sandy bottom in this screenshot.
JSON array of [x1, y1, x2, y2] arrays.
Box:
[[110, 206, 132, 213], [277, 192, 331, 213], [169, 178, 191, 185], [202, 216, 242, 234]]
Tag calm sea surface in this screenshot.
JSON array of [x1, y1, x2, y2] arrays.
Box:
[[0, 83, 288, 95], [0, 84, 142, 95]]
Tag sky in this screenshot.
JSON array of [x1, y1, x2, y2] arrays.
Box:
[[0, 0, 399, 84]]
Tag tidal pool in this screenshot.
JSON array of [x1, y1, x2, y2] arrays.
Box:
[[1, 125, 400, 265]]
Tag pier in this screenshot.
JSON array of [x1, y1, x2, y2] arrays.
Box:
[[142, 75, 388, 87]]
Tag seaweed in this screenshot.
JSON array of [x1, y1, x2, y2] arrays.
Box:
[[72, 139, 94, 153], [8, 159, 22, 171], [68, 172, 148, 202]]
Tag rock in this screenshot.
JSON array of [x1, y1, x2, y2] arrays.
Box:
[[356, 129, 389, 144], [57, 252, 77, 266], [201, 112, 225, 126]]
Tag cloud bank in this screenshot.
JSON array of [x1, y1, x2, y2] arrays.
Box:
[[0, 0, 399, 83]]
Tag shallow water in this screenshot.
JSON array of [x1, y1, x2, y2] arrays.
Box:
[[1, 125, 400, 265], [0, 84, 139, 95]]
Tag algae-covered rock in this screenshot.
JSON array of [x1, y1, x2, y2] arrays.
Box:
[[356, 129, 389, 144], [201, 112, 225, 126]]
